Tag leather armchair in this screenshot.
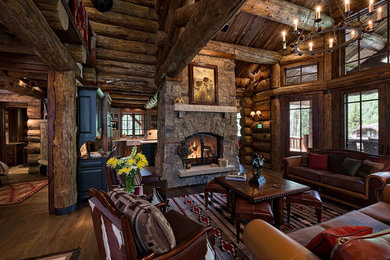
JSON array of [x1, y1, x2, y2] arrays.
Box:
[[88, 189, 212, 260], [242, 219, 320, 260]]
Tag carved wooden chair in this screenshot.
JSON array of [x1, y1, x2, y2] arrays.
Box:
[[88, 188, 213, 260]]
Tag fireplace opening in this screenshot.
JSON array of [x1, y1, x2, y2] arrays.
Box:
[[185, 133, 221, 166]]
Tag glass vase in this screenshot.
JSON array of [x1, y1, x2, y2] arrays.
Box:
[[125, 174, 135, 193]]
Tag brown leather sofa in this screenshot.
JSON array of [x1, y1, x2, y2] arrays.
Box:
[[283, 149, 390, 206], [242, 184, 390, 260]]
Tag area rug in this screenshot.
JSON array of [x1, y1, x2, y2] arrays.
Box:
[[168, 193, 351, 260], [22, 248, 80, 260], [0, 180, 48, 206]]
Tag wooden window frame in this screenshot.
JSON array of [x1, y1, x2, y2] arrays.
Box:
[[284, 63, 319, 86], [121, 113, 146, 137], [281, 59, 323, 87]]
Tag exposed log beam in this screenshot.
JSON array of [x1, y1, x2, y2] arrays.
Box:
[[89, 21, 156, 44], [242, 0, 333, 31], [7, 71, 47, 81], [0, 71, 45, 99], [0, 32, 35, 55], [109, 93, 150, 101], [97, 35, 157, 56], [82, 67, 96, 84], [84, 0, 158, 21], [203, 41, 282, 64], [64, 44, 87, 64], [32, 0, 69, 31], [280, 53, 323, 65], [96, 48, 157, 65], [0, 0, 80, 75], [358, 33, 387, 52], [157, 0, 248, 83], [85, 7, 158, 33], [99, 82, 157, 94]]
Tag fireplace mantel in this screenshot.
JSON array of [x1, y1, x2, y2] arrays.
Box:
[[174, 104, 237, 113], [178, 165, 235, 178]]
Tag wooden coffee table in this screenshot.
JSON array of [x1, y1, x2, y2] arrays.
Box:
[[215, 173, 310, 228]]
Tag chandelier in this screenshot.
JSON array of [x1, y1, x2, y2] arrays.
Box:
[[282, 0, 385, 55]]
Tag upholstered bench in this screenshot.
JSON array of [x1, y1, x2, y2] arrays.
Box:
[[286, 189, 323, 223]]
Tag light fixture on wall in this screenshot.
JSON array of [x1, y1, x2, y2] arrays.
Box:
[[281, 0, 384, 56], [250, 110, 262, 121]]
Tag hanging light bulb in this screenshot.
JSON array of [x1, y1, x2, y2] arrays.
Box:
[[309, 41, 313, 52], [315, 6, 321, 20], [369, 0, 374, 13], [293, 19, 298, 31], [345, 0, 350, 13], [329, 38, 334, 48], [282, 31, 286, 42], [368, 19, 373, 30], [351, 29, 356, 38], [377, 7, 382, 20]]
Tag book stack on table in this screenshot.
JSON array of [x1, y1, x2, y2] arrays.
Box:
[[225, 172, 247, 182]]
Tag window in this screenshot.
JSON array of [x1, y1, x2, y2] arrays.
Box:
[[237, 112, 241, 137], [344, 89, 379, 154], [344, 1, 388, 74], [285, 63, 318, 85], [121, 113, 145, 136], [289, 100, 312, 152]]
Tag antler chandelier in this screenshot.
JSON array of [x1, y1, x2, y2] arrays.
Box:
[[282, 0, 385, 55]]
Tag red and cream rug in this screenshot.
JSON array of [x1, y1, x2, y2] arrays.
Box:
[[0, 180, 48, 206], [168, 193, 350, 260]]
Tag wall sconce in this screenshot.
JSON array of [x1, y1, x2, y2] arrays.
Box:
[[250, 110, 262, 121]]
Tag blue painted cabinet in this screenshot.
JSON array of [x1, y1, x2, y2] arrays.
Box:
[[77, 87, 108, 200]]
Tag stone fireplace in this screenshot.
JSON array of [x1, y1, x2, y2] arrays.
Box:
[[156, 54, 239, 188]]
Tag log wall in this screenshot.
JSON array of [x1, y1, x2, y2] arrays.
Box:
[[238, 66, 272, 169]]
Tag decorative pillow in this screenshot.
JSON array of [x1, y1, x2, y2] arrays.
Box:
[[340, 158, 362, 176], [356, 159, 386, 178], [300, 153, 310, 167], [328, 154, 345, 173], [309, 153, 329, 170], [306, 226, 373, 258], [107, 189, 176, 255]]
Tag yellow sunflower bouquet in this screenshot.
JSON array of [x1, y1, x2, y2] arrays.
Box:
[[106, 146, 148, 192]]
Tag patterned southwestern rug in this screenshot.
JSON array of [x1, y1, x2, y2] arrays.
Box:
[[168, 193, 351, 260], [0, 180, 48, 206]]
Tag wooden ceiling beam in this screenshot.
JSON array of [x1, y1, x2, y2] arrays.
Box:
[[0, 0, 80, 75], [0, 71, 45, 99], [32, 0, 69, 31], [157, 0, 248, 83], [242, 0, 333, 31], [0, 32, 35, 55], [7, 71, 47, 81], [202, 41, 282, 64]]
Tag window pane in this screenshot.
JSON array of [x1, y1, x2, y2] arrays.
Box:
[[286, 67, 300, 77], [301, 100, 312, 109], [362, 100, 379, 154], [237, 112, 241, 137], [347, 92, 360, 103], [286, 76, 300, 85], [345, 61, 359, 74], [302, 65, 317, 74], [362, 89, 378, 101], [346, 102, 360, 151], [290, 109, 301, 152], [301, 108, 312, 152], [302, 73, 317, 82], [289, 101, 300, 110]]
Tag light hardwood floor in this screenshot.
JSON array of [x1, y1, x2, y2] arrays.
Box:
[[0, 166, 282, 259]]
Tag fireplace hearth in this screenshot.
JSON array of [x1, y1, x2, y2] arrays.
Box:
[[185, 133, 221, 166]]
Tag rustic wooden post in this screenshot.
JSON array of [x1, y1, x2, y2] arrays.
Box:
[[47, 70, 77, 215], [323, 91, 332, 149], [271, 63, 282, 170]]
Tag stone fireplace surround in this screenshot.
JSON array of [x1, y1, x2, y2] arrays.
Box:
[[156, 55, 239, 188]]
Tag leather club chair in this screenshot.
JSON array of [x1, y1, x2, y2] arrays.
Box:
[[88, 188, 213, 260]]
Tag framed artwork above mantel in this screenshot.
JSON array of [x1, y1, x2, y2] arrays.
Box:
[[189, 63, 218, 105]]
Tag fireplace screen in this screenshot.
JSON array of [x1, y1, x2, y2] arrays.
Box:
[[185, 133, 220, 165]]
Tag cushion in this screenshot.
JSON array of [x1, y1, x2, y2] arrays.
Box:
[[359, 202, 390, 225], [320, 174, 365, 194], [320, 210, 390, 234], [328, 154, 345, 173], [356, 159, 386, 178], [306, 226, 373, 258], [288, 166, 333, 182], [331, 229, 390, 260], [288, 225, 327, 246], [300, 152, 310, 167], [309, 153, 328, 170], [340, 158, 362, 176], [107, 189, 176, 255]]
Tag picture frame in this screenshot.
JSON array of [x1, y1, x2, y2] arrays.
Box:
[[189, 63, 218, 105]]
